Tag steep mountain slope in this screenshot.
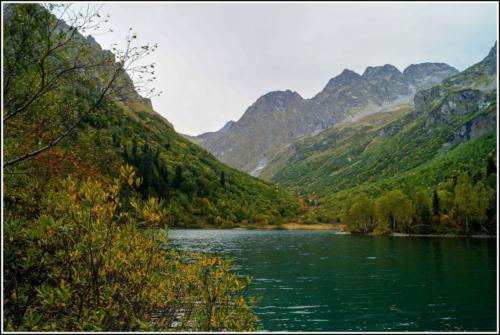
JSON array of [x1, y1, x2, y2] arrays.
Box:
[[190, 90, 308, 177], [191, 63, 458, 175], [263, 43, 497, 199], [259, 103, 415, 181], [3, 4, 300, 229], [103, 95, 301, 227]]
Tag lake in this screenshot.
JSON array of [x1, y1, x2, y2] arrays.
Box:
[[167, 229, 497, 332]]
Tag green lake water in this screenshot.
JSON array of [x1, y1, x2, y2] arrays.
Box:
[[168, 229, 497, 332]]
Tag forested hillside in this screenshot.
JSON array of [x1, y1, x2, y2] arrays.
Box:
[[3, 4, 300, 230]]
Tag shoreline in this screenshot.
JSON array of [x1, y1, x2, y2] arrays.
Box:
[[171, 222, 346, 231], [170, 224, 496, 238], [386, 233, 496, 239]]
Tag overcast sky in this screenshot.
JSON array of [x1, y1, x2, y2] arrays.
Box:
[[73, 2, 497, 135]]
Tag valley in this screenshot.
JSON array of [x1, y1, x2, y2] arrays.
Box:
[[2, 2, 497, 333]]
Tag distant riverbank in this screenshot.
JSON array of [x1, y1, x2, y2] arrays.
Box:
[[387, 232, 496, 239], [173, 222, 346, 231], [260, 222, 346, 231], [171, 223, 496, 238]]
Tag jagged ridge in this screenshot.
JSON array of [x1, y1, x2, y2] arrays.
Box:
[[192, 61, 459, 174]]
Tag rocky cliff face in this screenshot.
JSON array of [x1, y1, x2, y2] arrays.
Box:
[[424, 90, 492, 126], [363, 64, 413, 101], [192, 60, 459, 174], [439, 42, 497, 91], [403, 63, 461, 91], [412, 43, 497, 149], [415, 43, 497, 117], [447, 111, 496, 145]]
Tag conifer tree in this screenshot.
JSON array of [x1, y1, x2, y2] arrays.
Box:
[[173, 165, 183, 189], [432, 190, 440, 216], [220, 171, 225, 188]]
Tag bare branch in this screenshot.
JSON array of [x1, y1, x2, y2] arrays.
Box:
[[4, 65, 123, 168], [4, 59, 114, 122], [4, 5, 161, 168]]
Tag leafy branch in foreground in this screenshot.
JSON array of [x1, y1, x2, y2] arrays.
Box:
[[4, 165, 259, 331]]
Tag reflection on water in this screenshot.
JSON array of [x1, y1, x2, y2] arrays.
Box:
[[168, 229, 497, 332]]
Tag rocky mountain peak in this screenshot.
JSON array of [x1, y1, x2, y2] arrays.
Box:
[[362, 64, 402, 79], [260, 89, 302, 101], [330, 69, 361, 81], [483, 41, 497, 74], [219, 120, 235, 133], [323, 69, 362, 92], [192, 55, 466, 175], [485, 41, 497, 59], [241, 90, 303, 120], [339, 68, 361, 77], [403, 63, 459, 91], [361, 64, 411, 101], [256, 90, 303, 108]]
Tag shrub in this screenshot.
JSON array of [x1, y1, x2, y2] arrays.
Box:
[[4, 166, 258, 331]]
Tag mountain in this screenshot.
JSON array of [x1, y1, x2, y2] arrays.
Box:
[[191, 62, 458, 175], [3, 4, 300, 229], [189, 90, 309, 176], [403, 62, 465, 91], [260, 43, 497, 207]]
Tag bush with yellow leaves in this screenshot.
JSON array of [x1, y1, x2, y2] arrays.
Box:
[[4, 165, 259, 331]]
